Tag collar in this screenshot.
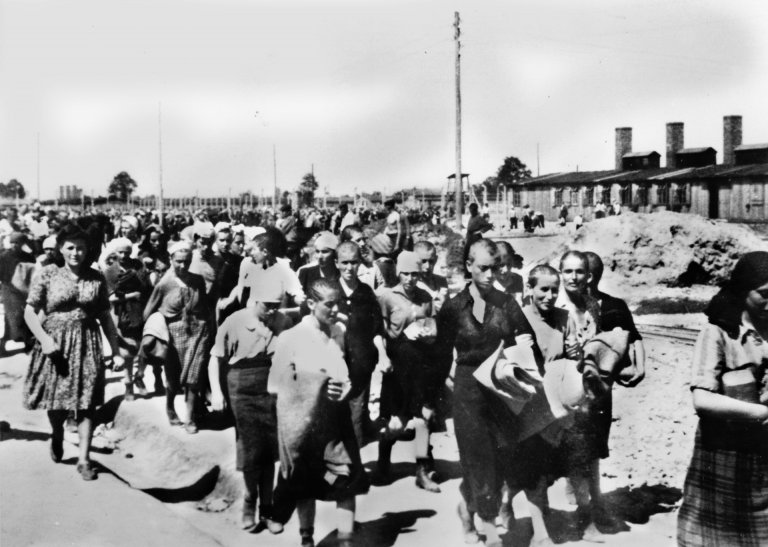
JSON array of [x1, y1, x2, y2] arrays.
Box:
[[242, 312, 273, 336], [740, 310, 765, 344], [468, 282, 484, 305], [339, 276, 358, 296]]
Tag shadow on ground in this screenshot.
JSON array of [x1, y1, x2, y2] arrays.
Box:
[[317, 509, 437, 547]]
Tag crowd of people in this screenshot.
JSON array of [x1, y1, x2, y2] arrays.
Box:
[[8, 197, 766, 546]]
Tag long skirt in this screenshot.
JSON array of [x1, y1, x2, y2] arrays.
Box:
[[381, 336, 443, 421], [165, 318, 211, 390], [678, 430, 768, 547], [227, 363, 278, 473], [23, 312, 105, 411]]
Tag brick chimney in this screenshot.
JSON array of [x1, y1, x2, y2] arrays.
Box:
[[723, 115, 742, 165], [666, 122, 684, 168], [615, 127, 632, 170]]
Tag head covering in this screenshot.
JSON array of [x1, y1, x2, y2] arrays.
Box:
[[42, 235, 57, 250], [705, 251, 768, 338], [243, 226, 266, 241], [369, 232, 393, 256], [168, 240, 192, 257], [214, 221, 231, 233], [247, 277, 284, 306], [396, 251, 422, 275], [108, 237, 133, 252], [193, 222, 215, 239], [121, 215, 139, 231], [314, 231, 339, 251], [8, 232, 26, 245]]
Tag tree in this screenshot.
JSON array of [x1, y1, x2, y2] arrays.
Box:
[[4, 179, 25, 199], [108, 171, 137, 201], [476, 176, 499, 193], [496, 156, 532, 188], [297, 172, 319, 207]]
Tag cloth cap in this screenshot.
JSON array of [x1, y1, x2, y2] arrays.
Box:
[[396, 251, 422, 274], [122, 215, 139, 230], [168, 240, 192, 257], [705, 251, 768, 337], [214, 221, 231, 233], [42, 235, 57, 250], [368, 233, 393, 255], [314, 231, 339, 251], [109, 237, 133, 252], [193, 222, 216, 239]]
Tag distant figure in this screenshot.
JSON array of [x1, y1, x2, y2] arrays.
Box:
[[509, 207, 518, 230], [574, 212, 584, 230], [558, 204, 568, 227], [534, 211, 545, 229], [594, 201, 606, 219], [612, 201, 622, 216]]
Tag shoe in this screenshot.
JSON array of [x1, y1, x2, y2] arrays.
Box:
[[133, 376, 148, 397], [242, 498, 256, 531], [300, 527, 314, 547], [185, 421, 199, 435], [581, 522, 607, 543], [124, 382, 135, 402], [167, 409, 183, 426], [263, 518, 283, 535], [50, 434, 63, 463], [457, 500, 480, 544], [415, 460, 441, 493], [76, 461, 98, 481]]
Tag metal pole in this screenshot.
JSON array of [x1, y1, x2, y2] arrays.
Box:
[[158, 102, 164, 230], [36, 133, 40, 201], [454, 12, 463, 228], [272, 144, 277, 210]]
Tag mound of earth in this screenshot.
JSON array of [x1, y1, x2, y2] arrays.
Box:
[[543, 211, 764, 295]]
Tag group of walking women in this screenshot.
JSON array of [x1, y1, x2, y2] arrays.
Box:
[[15, 211, 768, 546]]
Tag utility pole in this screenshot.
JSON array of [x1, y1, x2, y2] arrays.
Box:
[[272, 144, 277, 210], [36, 133, 41, 201], [537, 142, 540, 177], [454, 11, 463, 228], [158, 102, 164, 229]]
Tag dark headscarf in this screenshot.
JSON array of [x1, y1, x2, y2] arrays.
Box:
[[705, 251, 768, 338]]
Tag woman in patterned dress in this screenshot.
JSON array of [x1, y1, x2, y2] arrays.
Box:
[[678, 252, 768, 546], [23, 224, 123, 481], [143, 241, 212, 434]]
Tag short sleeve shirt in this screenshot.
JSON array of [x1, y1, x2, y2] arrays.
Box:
[[211, 309, 291, 365], [378, 284, 432, 339]]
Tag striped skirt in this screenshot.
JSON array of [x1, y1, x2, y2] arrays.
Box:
[[166, 318, 212, 389], [678, 431, 768, 547]]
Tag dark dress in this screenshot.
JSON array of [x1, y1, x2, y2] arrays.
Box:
[[435, 286, 538, 520], [23, 265, 110, 411], [0, 248, 35, 343]]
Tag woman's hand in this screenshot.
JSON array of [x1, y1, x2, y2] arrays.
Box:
[[210, 391, 226, 412], [376, 354, 393, 375], [326, 379, 351, 402], [39, 335, 58, 355], [111, 355, 125, 372]]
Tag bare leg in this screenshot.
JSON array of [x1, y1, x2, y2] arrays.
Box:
[[166, 388, 182, 425], [75, 411, 94, 464], [47, 410, 67, 462], [336, 496, 355, 536], [525, 478, 552, 544], [184, 387, 198, 433], [297, 499, 316, 545]]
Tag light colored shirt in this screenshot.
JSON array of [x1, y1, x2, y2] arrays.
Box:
[[211, 308, 291, 365]]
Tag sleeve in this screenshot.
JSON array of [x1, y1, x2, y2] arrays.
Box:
[[210, 317, 231, 359], [26, 265, 50, 309], [690, 323, 725, 393], [95, 276, 111, 314], [283, 265, 305, 302], [434, 299, 459, 373], [267, 330, 297, 395], [143, 281, 164, 321]]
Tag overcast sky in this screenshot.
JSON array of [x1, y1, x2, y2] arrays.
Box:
[[2, 0, 767, 200]]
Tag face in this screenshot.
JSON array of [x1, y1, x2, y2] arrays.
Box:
[[171, 250, 191, 275], [149, 232, 162, 250], [530, 273, 560, 314], [231, 234, 245, 256], [348, 231, 366, 246], [745, 281, 768, 325], [60, 238, 88, 268], [416, 248, 437, 275], [336, 248, 360, 283], [43, 247, 57, 260], [116, 246, 132, 266], [309, 287, 340, 328], [250, 243, 267, 264], [316, 246, 335, 266], [155, 260, 169, 276], [216, 231, 232, 254], [120, 222, 136, 240], [561, 255, 590, 296], [467, 247, 499, 293], [399, 270, 420, 292], [253, 300, 281, 325], [496, 248, 515, 287], [197, 235, 214, 253]]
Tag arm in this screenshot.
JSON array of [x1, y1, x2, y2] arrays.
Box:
[[24, 305, 56, 354], [373, 334, 391, 373], [97, 308, 123, 368], [208, 356, 227, 411], [143, 282, 163, 321], [618, 339, 646, 387], [692, 388, 768, 424]]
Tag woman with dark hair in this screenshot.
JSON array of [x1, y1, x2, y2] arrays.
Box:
[[138, 224, 169, 265], [143, 240, 212, 433], [678, 252, 768, 546], [22, 224, 123, 480], [269, 278, 368, 547]]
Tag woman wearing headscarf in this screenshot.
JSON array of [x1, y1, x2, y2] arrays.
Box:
[[143, 240, 212, 433], [0, 232, 35, 354], [678, 252, 768, 546], [376, 251, 442, 493]]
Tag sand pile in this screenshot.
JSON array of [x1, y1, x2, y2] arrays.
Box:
[[545, 212, 765, 295]]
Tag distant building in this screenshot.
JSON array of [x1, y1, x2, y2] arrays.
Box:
[[59, 185, 83, 202], [513, 115, 768, 222]]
